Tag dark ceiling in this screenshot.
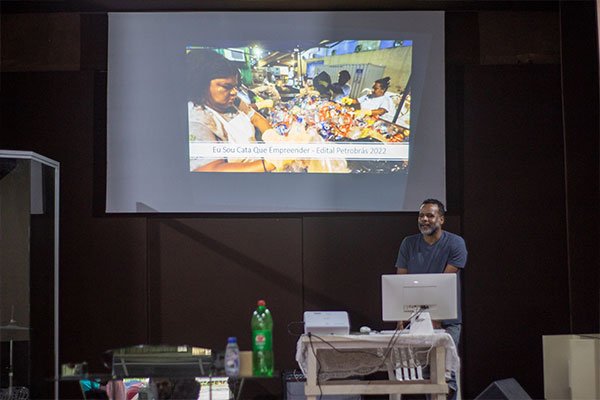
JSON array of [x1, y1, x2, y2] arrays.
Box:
[[0, 0, 560, 13]]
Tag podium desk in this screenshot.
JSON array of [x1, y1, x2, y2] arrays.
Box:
[[296, 332, 459, 400]]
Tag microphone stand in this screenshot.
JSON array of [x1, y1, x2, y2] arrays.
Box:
[[8, 337, 14, 397], [2, 305, 28, 398]]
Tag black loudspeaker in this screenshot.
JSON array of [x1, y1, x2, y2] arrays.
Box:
[[474, 378, 532, 400]]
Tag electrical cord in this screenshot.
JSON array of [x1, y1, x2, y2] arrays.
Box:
[[307, 309, 424, 374], [308, 328, 408, 384], [306, 332, 390, 399], [413, 345, 435, 368], [373, 307, 431, 372], [373, 307, 423, 369], [301, 307, 434, 398], [286, 321, 305, 337], [403, 307, 425, 330], [308, 333, 392, 358], [283, 369, 307, 399], [308, 331, 392, 400]]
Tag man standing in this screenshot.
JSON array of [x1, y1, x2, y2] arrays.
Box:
[[332, 70, 352, 102], [395, 199, 467, 399]]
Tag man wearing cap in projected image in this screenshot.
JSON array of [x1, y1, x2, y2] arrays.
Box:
[[395, 198, 467, 400]]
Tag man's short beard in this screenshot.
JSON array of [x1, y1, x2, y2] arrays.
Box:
[[420, 225, 439, 236]]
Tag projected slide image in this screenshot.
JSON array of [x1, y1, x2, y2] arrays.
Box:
[[187, 40, 413, 174]]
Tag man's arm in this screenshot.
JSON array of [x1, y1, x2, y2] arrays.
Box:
[[443, 265, 459, 273], [446, 236, 468, 273]]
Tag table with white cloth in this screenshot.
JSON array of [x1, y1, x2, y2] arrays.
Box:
[[296, 332, 459, 400]]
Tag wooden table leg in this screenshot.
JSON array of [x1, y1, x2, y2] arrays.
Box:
[[305, 344, 318, 400], [430, 346, 447, 400]]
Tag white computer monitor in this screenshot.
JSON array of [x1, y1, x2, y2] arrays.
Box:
[[381, 273, 457, 322]]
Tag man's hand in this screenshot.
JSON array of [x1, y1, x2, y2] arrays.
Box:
[[397, 321, 405, 330], [432, 320, 442, 329]]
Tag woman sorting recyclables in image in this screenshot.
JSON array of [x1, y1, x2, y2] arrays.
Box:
[[344, 76, 396, 122], [187, 49, 276, 172]]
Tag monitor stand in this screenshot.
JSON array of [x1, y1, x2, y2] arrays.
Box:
[[410, 312, 434, 335]]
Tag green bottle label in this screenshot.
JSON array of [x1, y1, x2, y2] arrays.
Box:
[[252, 330, 272, 351]]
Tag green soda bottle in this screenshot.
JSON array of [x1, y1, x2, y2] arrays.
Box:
[[251, 299, 274, 376]]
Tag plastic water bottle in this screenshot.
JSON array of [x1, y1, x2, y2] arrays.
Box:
[[224, 337, 240, 377], [251, 300, 274, 376]]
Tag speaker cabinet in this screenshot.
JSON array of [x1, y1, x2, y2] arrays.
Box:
[[474, 378, 531, 400]]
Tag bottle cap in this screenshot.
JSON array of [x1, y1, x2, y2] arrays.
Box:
[[227, 337, 237, 343], [257, 300, 266, 306]]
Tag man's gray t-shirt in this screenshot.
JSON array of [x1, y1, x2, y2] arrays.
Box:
[[395, 231, 467, 324]]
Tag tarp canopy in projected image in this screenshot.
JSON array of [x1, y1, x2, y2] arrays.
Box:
[[107, 11, 445, 213]]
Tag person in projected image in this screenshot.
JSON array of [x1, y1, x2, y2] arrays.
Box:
[[395, 198, 467, 400], [345, 76, 395, 122], [188, 49, 275, 172], [331, 70, 352, 102]]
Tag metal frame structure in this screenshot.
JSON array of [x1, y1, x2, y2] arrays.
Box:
[[0, 150, 60, 400]]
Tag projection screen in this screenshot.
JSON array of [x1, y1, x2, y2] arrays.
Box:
[[106, 11, 445, 213]]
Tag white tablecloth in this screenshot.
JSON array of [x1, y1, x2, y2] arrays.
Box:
[[296, 332, 459, 381]]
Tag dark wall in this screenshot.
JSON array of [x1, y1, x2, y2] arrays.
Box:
[[461, 64, 569, 396], [1, 2, 598, 399], [559, 0, 600, 334]]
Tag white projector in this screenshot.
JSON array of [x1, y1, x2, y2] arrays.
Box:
[[303, 311, 350, 335]]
